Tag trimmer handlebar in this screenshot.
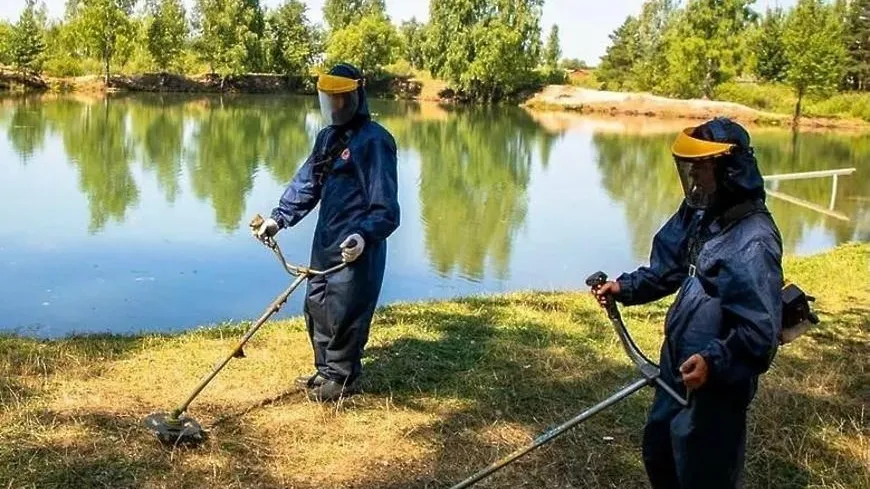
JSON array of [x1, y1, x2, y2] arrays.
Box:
[[586, 271, 688, 408], [248, 214, 350, 277], [585, 271, 622, 321], [447, 270, 690, 488]]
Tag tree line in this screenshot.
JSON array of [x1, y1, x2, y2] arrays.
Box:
[[0, 0, 566, 100], [598, 0, 870, 121]]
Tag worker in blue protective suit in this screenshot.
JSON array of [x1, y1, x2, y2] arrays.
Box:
[[253, 63, 400, 402], [593, 117, 783, 488]]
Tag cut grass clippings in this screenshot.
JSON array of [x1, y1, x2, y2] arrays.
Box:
[[1, 243, 868, 488]]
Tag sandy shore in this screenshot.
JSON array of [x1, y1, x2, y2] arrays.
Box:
[[524, 85, 870, 132]]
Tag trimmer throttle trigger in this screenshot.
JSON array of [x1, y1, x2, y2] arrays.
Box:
[[585, 271, 608, 288]]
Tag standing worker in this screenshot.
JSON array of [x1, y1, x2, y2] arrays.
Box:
[[592, 117, 783, 488], [254, 63, 400, 402]]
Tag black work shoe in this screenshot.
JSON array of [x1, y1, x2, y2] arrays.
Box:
[[307, 378, 360, 403], [294, 373, 326, 392]]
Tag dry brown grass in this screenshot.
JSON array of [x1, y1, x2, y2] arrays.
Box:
[[1, 244, 867, 489]]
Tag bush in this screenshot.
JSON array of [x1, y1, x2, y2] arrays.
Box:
[[806, 92, 870, 122], [539, 67, 568, 85], [120, 45, 155, 76], [713, 82, 795, 113], [42, 55, 103, 77], [568, 69, 601, 89], [715, 82, 870, 121], [177, 50, 210, 77], [384, 58, 413, 78]]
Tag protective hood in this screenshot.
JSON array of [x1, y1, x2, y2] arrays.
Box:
[[318, 63, 370, 127], [676, 117, 766, 208]]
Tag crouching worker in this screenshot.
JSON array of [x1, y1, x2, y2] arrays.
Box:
[[253, 63, 400, 402], [593, 117, 783, 488]]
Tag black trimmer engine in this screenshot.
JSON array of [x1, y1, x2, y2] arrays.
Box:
[[780, 283, 820, 344]]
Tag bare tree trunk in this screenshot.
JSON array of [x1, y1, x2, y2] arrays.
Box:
[[104, 55, 110, 87], [793, 86, 804, 127]]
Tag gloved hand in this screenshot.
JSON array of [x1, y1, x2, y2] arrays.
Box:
[[340, 234, 365, 263], [253, 217, 280, 241]]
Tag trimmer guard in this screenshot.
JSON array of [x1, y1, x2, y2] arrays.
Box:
[[143, 412, 207, 447]]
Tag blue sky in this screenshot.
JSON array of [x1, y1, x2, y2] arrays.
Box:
[[0, 0, 797, 65]]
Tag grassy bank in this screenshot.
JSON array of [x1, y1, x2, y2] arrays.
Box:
[[714, 82, 870, 123], [0, 69, 429, 100], [1, 244, 868, 488]]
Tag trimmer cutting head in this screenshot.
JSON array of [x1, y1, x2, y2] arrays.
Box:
[[143, 412, 207, 447]]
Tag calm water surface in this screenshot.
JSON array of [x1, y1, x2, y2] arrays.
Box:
[[1, 95, 867, 337]]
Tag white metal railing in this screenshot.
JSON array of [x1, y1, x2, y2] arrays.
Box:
[[762, 168, 857, 182], [763, 167, 859, 217]]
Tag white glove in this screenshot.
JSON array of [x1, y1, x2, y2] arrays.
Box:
[[253, 218, 279, 241], [340, 234, 365, 263]]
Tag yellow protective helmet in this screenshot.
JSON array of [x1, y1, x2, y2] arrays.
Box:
[[671, 127, 735, 159], [316, 73, 360, 95]]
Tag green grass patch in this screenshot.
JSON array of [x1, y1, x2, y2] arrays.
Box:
[[807, 92, 870, 123], [714, 82, 796, 114], [0, 244, 867, 488], [715, 82, 870, 122]]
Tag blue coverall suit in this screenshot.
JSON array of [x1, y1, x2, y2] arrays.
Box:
[[271, 76, 400, 385], [614, 119, 783, 488]]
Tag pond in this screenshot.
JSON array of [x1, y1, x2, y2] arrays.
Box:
[[1, 94, 867, 338]]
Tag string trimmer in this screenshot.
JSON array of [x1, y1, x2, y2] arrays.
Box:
[[142, 214, 355, 447]]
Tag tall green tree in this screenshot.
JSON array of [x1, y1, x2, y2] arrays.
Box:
[[193, 0, 266, 75], [426, 0, 544, 101], [400, 18, 426, 70], [631, 0, 675, 92], [77, 0, 136, 84], [755, 8, 788, 83], [119, 12, 153, 72], [661, 0, 755, 98], [543, 25, 561, 70], [265, 0, 318, 75], [0, 21, 14, 67], [146, 0, 188, 72], [326, 13, 400, 74], [323, 0, 386, 31], [561, 58, 588, 71], [10, 0, 47, 74], [784, 0, 848, 123], [42, 15, 89, 76], [844, 0, 870, 90], [597, 16, 640, 90]]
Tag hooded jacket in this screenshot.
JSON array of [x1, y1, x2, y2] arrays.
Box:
[[615, 118, 783, 388], [269, 63, 400, 382]]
